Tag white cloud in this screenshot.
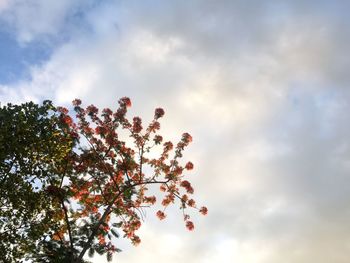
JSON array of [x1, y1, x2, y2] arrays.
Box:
[[0, 0, 93, 43], [2, 1, 350, 262]]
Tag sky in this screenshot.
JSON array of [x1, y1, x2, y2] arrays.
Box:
[[1, 1, 350, 262]]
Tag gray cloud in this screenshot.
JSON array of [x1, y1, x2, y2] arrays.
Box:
[[1, 1, 350, 262]]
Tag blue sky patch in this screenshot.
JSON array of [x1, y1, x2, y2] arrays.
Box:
[[0, 30, 52, 84]]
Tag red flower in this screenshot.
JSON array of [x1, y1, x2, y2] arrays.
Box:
[[199, 206, 208, 215], [154, 108, 165, 119], [132, 235, 141, 246], [159, 184, 167, 192], [161, 198, 170, 206], [185, 161, 194, 170], [132, 117, 143, 133], [147, 121, 160, 132], [114, 108, 127, 119], [188, 199, 196, 207], [161, 194, 174, 206], [180, 180, 194, 194], [131, 220, 141, 230], [102, 107, 113, 115], [95, 126, 105, 135], [86, 105, 98, 115], [156, 210, 166, 220], [174, 166, 183, 176], [154, 135, 163, 144], [119, 97, 132, 108], [182, 133, 193, 144], [185, 221, 194, 231], [98, 235, 106, 245], [70, 131, 79, 139], [62, 115, 73, 126], [144, 196, 156, 205], [163, 141, 173, 151], [57, 106, 68, 114], [72, 99, 81, 106]]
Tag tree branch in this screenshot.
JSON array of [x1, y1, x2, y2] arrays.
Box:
[[61, 199, 74, 261], [75, 178, 171, 262]]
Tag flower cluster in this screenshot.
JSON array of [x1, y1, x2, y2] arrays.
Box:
[[186, 221, 194, 231], [156, 210, 166, 220], [199, 206, 208, 215], [154, 108, 165, 119], [185, 161, 194, 170], [180, 180, 194, 194], [119, 97, 132, 108], [132, 117, 142, 133]]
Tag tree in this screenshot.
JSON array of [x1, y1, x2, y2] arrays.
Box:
[[0, 98, 207, 262], [0, 101, 75, 262]]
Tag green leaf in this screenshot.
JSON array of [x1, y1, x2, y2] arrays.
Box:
[[88, 248, 95, 258], [112, 222, 122, 228], [107, 251, 113, 262], [111, 228, 120, 238]]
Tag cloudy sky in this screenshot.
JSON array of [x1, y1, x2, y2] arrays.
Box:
[[1, 1, 350, 262]]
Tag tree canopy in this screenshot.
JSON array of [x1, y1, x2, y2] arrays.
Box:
[[0, 98, 207, 262], [0, 101, 75, 262]]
